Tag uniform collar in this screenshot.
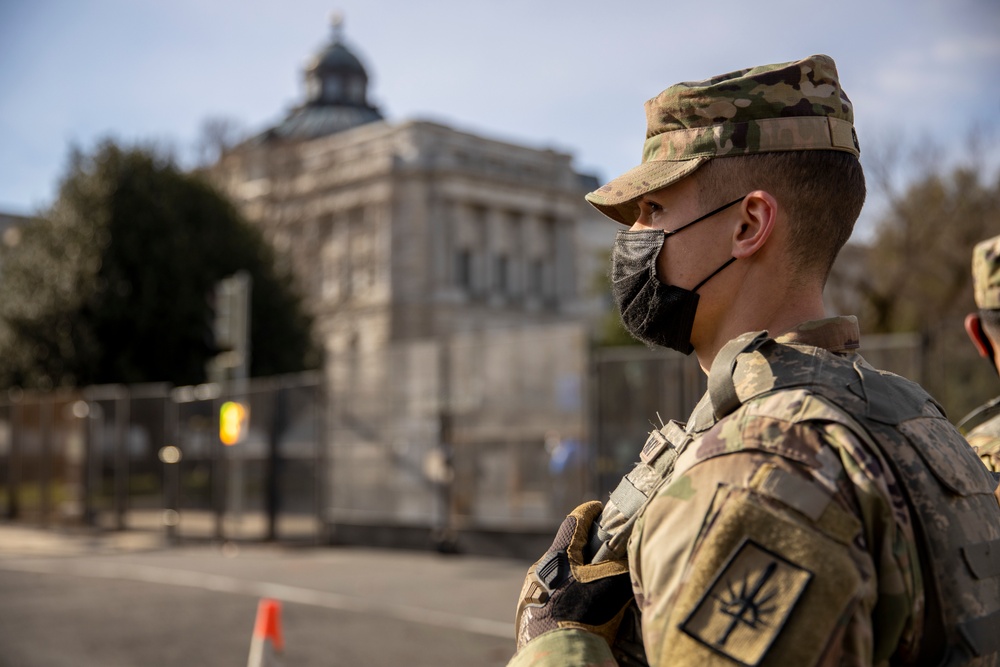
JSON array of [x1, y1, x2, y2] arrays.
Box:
[[773, 316, 861, 354], [687, 316, 863, 433]]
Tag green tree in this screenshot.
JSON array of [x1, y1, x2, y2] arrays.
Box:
[[0, 140, 319, 389], [850, 167, 999, 334], [830, 157, 1000, 418]]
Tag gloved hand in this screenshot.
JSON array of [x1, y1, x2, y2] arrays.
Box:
[[514, 501, 635, 650]]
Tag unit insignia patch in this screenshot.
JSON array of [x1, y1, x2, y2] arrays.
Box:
[[680, 539, 812, 666]]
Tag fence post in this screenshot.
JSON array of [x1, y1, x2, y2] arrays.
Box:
[[315, 375, 329, 545], [114, 386, 129, 530], [434, 337, 457, 552], [7, 391, 22, 520], [40, 394, 52, 526], [163, 396, 180, 544], [265, 384, 287, 542], [210, 394, 222, 541], [82, 393, 97, 526]]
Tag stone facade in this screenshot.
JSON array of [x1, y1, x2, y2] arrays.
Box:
[[213, 118, 610, 361], [210, 22, 612, 532]]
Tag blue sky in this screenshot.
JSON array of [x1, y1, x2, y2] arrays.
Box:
[[2, 0, 998, 234]]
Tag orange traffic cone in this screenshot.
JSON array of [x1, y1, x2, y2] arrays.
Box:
[[247, 598, 284, 667]]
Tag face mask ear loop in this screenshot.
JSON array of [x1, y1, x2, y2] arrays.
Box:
[[692, 257, 737, 293], [665, 195, 746, 237]]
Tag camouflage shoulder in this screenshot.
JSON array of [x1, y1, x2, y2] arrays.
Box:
[[686, 388, 850, 470], [506, 628, 618, 667], [967, 412, 1000, 473]]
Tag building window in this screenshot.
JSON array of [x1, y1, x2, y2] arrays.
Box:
[[323, 76, 343, 102], [322, 226, 346, 302], [350, 241, 374, 296], [506, 211, 523, 299], [348, 77, 365, 103], [347, 207, 374, 298], [322, 257, 343, 301], [455, 248, 472, 291], [527, 258, 556, 305], [318, 214, 335, 240], [495, 255, 509, 295], [528, 259, 543, 294]]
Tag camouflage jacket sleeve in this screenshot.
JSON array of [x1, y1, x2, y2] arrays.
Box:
[[506, 628, 618, 667], [628, 391, 923, 667], [967, 413, 1000, 473]]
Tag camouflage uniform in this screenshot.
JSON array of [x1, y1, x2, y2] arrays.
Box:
[[961, 234, 1000, 472], [512, 318, 1000, 666], [510, 56, 1000, 667], [967, 408, 1000, 473]]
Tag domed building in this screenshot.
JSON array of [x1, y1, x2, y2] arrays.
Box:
[[211, 17, 610, 548], [266, 17, 383, 140]]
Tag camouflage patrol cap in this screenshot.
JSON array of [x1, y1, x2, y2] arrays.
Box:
[[586, 54, 861, 224], [972, 234, 1000, 310]]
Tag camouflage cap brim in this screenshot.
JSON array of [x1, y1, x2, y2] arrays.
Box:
[[584, 157, 708, 225]]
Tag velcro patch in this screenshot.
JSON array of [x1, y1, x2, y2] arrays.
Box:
[[680, 539, 812, 666]]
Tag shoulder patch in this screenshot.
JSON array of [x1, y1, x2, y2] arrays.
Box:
[[680, 539, 812, 666], [644, 486, 862, 667]]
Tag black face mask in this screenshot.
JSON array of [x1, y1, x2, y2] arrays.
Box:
[[609, 196, 744, 354]]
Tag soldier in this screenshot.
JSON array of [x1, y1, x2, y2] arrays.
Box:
[[961, 234, 1000, 472], [510, 55, 1000, 666]]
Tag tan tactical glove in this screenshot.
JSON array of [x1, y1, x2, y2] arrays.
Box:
[[514, 501, 634, 650]]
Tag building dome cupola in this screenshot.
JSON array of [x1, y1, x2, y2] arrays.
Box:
[[262, 13, 383, 141], [305, 13, 371, 107]]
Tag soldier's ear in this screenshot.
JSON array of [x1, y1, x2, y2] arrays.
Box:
[[965, 313, 993, 359], [731, 190, 776, 259]]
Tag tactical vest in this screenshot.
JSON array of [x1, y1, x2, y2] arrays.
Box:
[[707, 331, 1000, 665], [597, 331, 1000, 666]]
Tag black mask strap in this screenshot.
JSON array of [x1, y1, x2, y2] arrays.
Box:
[[693, 257, 738, 292], [665, 195, 744, 294], [665, 196, 746, 237]]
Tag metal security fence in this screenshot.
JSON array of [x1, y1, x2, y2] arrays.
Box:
[[591, 347, 706, 500], [0, 388, 87, 524], [163, 375, 325, 542], [324, 324, 592, 549], [0, 327, 926, 551], [0, 372, 325, 543]]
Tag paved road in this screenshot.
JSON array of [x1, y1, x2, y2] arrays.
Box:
[[0, 524, 532, 666]]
